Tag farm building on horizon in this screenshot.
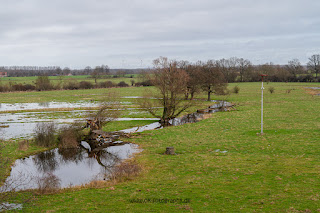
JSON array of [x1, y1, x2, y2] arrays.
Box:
[[0, 72, 7, 77]]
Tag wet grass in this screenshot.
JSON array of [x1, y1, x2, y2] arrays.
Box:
[[1, 82, 320, 212], [0, 86, 152, 103]]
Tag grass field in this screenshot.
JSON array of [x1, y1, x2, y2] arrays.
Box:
[[1, 82, 320, 212], [0, 75, 138, 88]]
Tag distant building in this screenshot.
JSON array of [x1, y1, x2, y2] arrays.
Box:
[[0, 72, 7, 77]]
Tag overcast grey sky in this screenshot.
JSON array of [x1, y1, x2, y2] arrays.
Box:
[[0, 0, 320, 68]]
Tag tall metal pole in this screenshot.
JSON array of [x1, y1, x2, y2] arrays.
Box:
[[261, 79, 264, 134], [260, 74, 267, 134]]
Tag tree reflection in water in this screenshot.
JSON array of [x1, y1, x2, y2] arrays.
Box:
[[33, 150, 58, 173], [58, 148, 84, 164], [4, 141, 139, 190], [32, 142, 122, 175]]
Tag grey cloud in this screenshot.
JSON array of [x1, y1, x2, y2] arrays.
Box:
[[0, 0, 320, 68]]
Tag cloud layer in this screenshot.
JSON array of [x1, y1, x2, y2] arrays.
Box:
[[1, 0, 320, 68]]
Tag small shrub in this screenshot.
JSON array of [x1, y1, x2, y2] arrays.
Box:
[[63, 80, 79, 90], [0, 84, 10, 92], [79, 81, 94, 89], [34, 122, 56, 147], [12, 83, 36, 91], [37, 172, 61, 194], [58, 129, 79, 149], [214, 87, 229, 95], [117, 81, 129, 87], [58, 123, 84, 148], [99, 81, 115, 88], [232, 86, 240, 94], [23, 84, 36, 91], [135, 80, 153, 87], [11, 83, 25, 91], [268, 87, 275, 94]]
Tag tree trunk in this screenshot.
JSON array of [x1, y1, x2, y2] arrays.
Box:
[[185, 92, 189, 100], [190, 92, 194, 100], [207, 86, 211, 101]]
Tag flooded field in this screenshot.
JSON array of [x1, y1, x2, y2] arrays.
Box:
[[0, 100, 160, 139], [1, 99, 230, 192], [0, 101, 101, 112]]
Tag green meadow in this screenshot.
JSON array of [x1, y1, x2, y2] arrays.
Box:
[[0, 75, 137, 88], [1, 82, 319, 212]]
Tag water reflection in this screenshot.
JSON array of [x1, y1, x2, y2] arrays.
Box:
[[58, 148, 84, 163], [33, 150, 58, 173], [38, 102, 49, 107], [2, 143, 140, 191]]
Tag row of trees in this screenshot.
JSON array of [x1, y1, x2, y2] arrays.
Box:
[[0, 65, 140, 78], [182, 55, 319, 83], [0, 65, 111, 77], [139, 55, 320, 124], [1, 55, 320, 81]]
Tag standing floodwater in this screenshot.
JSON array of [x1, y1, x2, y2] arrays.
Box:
[[1, 143, 140, 191]]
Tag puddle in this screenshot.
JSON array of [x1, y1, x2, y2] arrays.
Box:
[[1, 143, 140, 191], [305, 87, 320, 90], [0, 203, 23, 212]]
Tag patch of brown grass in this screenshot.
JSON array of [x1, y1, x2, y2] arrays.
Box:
[[109, 159, 142, 182], [18, 140, 29, 151]]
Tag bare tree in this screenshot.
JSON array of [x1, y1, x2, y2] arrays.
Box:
[[286, 59, 304, 78], [178, 61, 201, 100], [307, 54, 320, 78], [199, 60, 228, 101], [84, 66, 92, 75], [139, 57, 192, 125], [35, 75, 52, 91], [91, 66, 101, 83], [237, 58, 253, 82], [87, 92, 122, 131], [216, 58, 238, 83]]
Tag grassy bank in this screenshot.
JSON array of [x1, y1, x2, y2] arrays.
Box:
[[1, 82, 320, 212]]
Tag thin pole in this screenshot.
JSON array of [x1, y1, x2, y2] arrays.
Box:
[[261, 79, 264, 134]]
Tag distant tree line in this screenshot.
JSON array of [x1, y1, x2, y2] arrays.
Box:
[[0, 54, 319, 82], [0, 65, 145, 78]]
